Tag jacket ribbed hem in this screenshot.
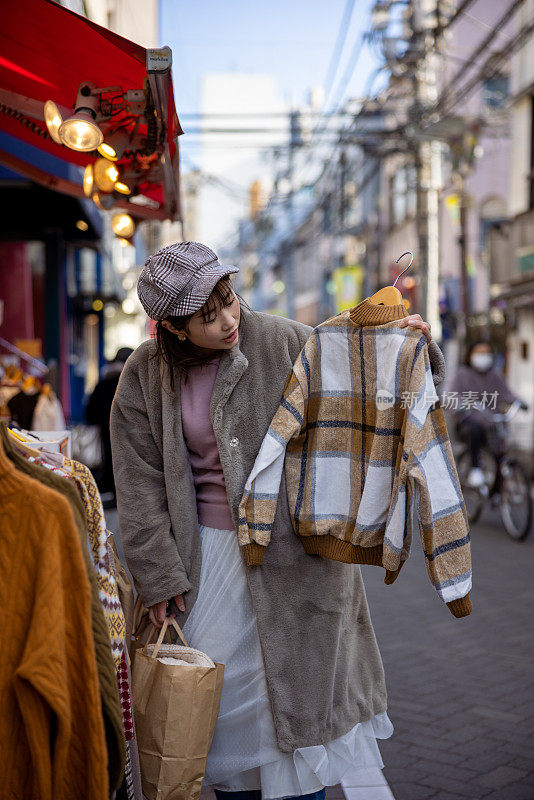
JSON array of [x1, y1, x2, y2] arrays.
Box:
[[446, 593, 472, 618], [349, 297, 408, 326], [300, 535, 384, 565], [242, 541, 266, 566]]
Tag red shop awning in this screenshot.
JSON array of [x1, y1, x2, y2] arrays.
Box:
[[0, 0, 183, 220]]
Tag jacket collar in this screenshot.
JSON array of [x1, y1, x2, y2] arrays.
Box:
[[349, 297, 408, 326], [209, 311, 250, 420]]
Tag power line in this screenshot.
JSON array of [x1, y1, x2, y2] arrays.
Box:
[[441, 0, 480, 30], [439, 16, 534, 117], [429, 0, 528, 118], [323, 0, 357, 107], [329, 30, 369, 110], [177, 110, 359, 119]]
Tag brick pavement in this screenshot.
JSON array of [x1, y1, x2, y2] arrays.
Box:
[[360, 503, 534, 800]]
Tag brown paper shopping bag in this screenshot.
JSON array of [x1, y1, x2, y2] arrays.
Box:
[[132, 616, 225, 800]]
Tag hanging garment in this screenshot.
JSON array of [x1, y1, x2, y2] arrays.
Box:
[[63, 456, 127, 669], [0, 426, 126, 793], [182, 524, 394, 800], [25, 447, 133, 740], [0, 434, 108, 800], [7, 388, 39, 428], [32, 390, 66, 431], [0, 383, 19, 408], [239, 300, 472, 618], [20, 449, 128, 670]]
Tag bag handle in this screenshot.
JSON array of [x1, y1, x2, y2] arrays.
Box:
[[148, 616, 190, 659]]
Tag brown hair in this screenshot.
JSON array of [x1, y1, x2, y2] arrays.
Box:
[[153, 276, 250, 389]]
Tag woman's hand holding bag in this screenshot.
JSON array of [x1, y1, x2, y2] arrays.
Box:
[[149, 594, 186, 628]]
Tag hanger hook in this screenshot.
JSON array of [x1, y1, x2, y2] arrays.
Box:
[[392, 251, 414, 288]]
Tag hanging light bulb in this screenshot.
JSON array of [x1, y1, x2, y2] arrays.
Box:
[[94, 157, 120, 192], [58, 82, 103, 152], [111, 213, 135, 239], [114, 180, 132, 195], [97, 128, 130, 161], [44, 101, 63, 144], [83, 164, 94, 197]]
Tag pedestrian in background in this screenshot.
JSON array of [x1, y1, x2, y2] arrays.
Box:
[[448, 340, 525, 488], [110, 242, 446, 800], [86, 346, 133, 507]]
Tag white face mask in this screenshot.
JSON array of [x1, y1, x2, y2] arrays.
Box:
[[470, 353, 493, 372]]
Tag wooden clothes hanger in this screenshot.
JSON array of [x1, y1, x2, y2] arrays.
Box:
[[368, 251, 414, 307]]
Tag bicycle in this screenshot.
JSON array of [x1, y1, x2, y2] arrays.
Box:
[[455, 399, 532, 540]]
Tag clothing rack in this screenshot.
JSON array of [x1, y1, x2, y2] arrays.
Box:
[[0, 336, 49, 376]]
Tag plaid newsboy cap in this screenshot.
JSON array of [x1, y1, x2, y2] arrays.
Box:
[[137, 241, 239, 320]]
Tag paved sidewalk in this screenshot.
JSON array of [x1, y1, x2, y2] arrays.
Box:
[[359, 504, 534, 800], [108, 502, 534, 800], [200, 786, 346, 799]]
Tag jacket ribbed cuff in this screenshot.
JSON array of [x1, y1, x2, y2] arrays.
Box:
[[384, 561, 407, 585], [242, 541, 266, 566], [446, 593, 472, 618]]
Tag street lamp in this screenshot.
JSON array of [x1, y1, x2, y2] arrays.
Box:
[[111, 212, 135, 239], [43, 100, 63, 144], [114, 180, 132, 195], [94, 157, 120, 192], [83, 164, 94, 197], [56, 82, 104, 152], [97, 128, 130, 161]]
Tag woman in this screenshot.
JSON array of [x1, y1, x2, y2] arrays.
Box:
[[448, 340, 525, 488], [110, 241, 446, 800]]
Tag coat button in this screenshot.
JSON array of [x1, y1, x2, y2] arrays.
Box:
[[229, 437, 239, 448]]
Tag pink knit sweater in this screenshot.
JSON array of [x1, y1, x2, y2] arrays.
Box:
[[180, 359, 235, 531]]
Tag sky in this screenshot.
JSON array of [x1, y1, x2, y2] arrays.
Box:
[[160, 0, 382, 246], [161, 0, 381, 141]]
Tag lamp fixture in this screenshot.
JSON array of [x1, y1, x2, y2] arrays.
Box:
[[94, 157, 120, 192], [57, 82, 103, 152], [97, 128, 130, 161], [44, 101, 63, 144], [111, 212, 135, 239], [114, 180, 132, 195], [83, 164, 94, 197]]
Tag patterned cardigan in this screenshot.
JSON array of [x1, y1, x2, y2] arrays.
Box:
[[238, 299, 472, 618]]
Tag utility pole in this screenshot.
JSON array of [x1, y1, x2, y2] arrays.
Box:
[[285, 110, 302, 320], [410, 1, 439, 331]]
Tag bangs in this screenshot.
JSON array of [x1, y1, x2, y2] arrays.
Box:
[[197, 276, 234, 323]]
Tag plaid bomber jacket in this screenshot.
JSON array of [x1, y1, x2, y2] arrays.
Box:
[[238, 299, 472, 619]]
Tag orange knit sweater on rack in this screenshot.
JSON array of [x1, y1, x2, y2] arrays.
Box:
[[0, 437, 108, 800]]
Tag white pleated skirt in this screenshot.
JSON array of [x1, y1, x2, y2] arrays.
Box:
[[181, 525, 394, 800]]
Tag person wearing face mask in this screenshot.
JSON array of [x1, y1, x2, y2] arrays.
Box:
[[449, 340, 526, 488]]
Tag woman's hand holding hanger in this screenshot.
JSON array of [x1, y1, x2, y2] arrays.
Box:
[[149, 594, 186, 628], [398, 314, 432, 344]]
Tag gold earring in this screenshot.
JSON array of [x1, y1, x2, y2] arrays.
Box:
[[178, 333, 186, 341]]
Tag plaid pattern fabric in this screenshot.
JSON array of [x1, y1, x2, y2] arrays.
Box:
[[238, 307, 472, 617], [137, 241, 239, 319]]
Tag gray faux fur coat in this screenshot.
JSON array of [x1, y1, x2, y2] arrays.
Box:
[[110, 307, 446, 752]]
